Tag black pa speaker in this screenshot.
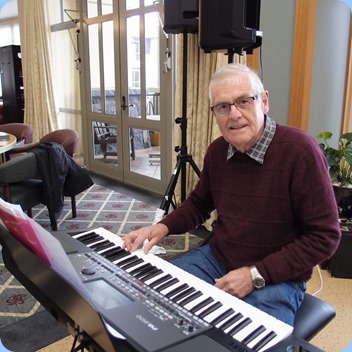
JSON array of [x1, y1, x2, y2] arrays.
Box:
[[163, 0, 199, 34], [199, 0, 262, 53]]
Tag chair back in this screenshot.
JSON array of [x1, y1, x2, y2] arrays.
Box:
[[40, 129, 79, 157], [0, 123, 33, 144]]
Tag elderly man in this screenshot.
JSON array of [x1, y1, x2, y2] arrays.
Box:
[[123, 63, 341, 325]]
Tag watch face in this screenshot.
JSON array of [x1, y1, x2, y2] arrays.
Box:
[[253, 277, 265, 288]]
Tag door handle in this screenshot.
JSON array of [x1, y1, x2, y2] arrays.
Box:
[[121, 96, 133, 110]]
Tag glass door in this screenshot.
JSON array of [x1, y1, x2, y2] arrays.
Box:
[[81, 0, 172, 194]]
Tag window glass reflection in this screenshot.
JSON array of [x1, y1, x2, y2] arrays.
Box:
[[129, 128, 161, 180], [145, 12, 160, 121], [87, 0, 98, 17], [102, 21, 116, 114], [126, 0, 139, 10], [93, 121, 118, 166], [102, 0, 113, 15], [89, 24, 101, 113], [126, 16, 141, 118]]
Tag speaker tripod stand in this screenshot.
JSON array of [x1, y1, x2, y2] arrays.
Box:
[[160, 32, 201, 214]]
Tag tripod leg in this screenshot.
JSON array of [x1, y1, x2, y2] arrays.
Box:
[[188, 157, 201, 178], [160, 157, 183, 214]]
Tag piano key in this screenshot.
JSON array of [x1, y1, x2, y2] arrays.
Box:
[[228, 317, 252, 336], [251, 331, 277, 352], [171, 287, 196, 303], [79, 233, 104, 244], [242, 325, 266, 345], [189, 297, 215, 314], [120, 258, 144, 270], [218, 312, 243, 331], [129, 263, 154, 276], [197, 301, 223, 319], [147, 274, 172, 288], [164, 283, 189, 299], [90, 240, 115, 251], [115, 255, 140, 267], [134, 265, 158, 279], [155, 278, 179, 292], [210, 308, 235, 326], [139, 268, 163, 282], [178, 290, 203, 307]]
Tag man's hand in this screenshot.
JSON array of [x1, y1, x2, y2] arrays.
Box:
[[214, 267, 254, 298], [123, 223, 169, 253]]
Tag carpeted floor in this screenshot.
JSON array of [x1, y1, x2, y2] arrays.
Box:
[[0, 183, 205, 351]]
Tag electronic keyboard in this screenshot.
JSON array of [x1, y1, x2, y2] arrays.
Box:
[[63, 227, 294, 352]]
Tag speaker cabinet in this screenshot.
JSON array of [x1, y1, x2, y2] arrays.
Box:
[[199, 0, 261, 53], [163, 0, 199, 34]]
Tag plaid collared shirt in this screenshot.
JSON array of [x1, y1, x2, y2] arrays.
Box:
[[227, 115, 277, 164]]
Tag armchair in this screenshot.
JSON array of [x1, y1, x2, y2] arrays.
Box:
[[5, 129, 80, 218]]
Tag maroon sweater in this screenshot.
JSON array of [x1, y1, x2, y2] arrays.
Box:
[[160, 124, 341, 284]]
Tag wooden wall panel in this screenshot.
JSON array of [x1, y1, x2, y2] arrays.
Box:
[[288, 0, 318, 130]]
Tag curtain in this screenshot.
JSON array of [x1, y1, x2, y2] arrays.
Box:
[[17, 0, 58, 141], [173, 34, 244, 205]]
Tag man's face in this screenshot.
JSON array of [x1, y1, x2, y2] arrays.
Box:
[[210, 74, 269, 153]]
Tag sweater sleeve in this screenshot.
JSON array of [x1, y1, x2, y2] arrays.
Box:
[[256, 135, 341, 283]]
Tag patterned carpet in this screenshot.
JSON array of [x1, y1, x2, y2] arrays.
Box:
[[0, 183, 204, 335]]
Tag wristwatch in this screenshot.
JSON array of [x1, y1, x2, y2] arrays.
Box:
[[249, 266, 265, 289]]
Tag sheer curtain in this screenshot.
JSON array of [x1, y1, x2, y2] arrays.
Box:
[[17, 0, 58, 141], [173, 34, 244, 205]]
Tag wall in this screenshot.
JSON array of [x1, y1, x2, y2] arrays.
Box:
[[259, 0, 296, 125], [308, 0, 351, 145], [259, 0, 351, 148]]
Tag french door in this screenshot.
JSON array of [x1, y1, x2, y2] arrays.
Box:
[[80, 0, 173, 194]]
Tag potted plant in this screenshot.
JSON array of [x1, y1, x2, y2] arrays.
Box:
[[317, 131, 352, 217]]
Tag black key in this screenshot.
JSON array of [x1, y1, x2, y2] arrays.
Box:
[[134, 265, 157, 279], [219, 312, 243, 331], [228, 317, 252, 336], [140, 268, 163, 282], [172, 287, 196, 302], [74, 231, 96, 240], [79, 233, 103, 244], [242, 325, 266, 345], [101, 247, 125, 257], [116, 255, 139, 267], [198, 301, 223, 319], [120, 258, 144, 270], [90, 240, 114, 251], [165, 283, 189, 298], [210, 308, 235, 326], [189, 297, 214, 314], [129, 263, 152, 276], [252, 331, 277, 352], [178, 291, 203, 307], [106, 250, 130, 262], [155, 278, 179, 292], [148, 274, 172, 288]]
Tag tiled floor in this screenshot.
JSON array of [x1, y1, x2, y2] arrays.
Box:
[[93, 146, 161, 180]]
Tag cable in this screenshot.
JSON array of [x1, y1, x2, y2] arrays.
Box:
[[311, 264, 324, 296]]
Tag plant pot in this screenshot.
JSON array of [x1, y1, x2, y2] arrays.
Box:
[[333, 185, 352, 218], [150, 132, 160, 146]]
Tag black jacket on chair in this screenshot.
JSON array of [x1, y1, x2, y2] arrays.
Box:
[[32, 142, 94, 228]]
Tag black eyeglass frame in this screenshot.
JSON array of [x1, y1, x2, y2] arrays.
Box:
[[210, 93, 262, 116]]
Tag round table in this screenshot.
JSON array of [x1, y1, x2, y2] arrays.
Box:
[[0, 132, 16, 162]]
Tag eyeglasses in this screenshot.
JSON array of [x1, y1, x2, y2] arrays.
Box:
[[210, 94, 261, 117]]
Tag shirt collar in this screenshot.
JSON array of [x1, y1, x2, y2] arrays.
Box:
[[227, 115, 276, 164]]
